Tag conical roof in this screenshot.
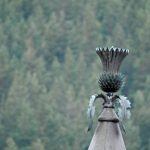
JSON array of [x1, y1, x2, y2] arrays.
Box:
[[88, 107, 126, 150]]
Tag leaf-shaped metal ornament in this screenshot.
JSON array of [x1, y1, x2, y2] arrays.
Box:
[[116, 95, 131, 122], [87, 95, 97, 131]]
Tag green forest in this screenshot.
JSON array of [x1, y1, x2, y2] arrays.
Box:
[[0, 0, 149, 149]]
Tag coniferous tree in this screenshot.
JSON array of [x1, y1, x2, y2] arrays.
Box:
[[30, 139, 45, 150], [5, 138, 18, 150]]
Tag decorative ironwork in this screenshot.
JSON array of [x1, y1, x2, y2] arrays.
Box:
[[96, 47, 129, 73], [87, 46, 131, 150]]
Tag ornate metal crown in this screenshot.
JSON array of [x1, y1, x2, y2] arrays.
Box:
[[96, 47, 129, 73], [96, 46, 129, 93]]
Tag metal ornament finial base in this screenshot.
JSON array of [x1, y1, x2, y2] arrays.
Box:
[[88, 108, 126, 150]]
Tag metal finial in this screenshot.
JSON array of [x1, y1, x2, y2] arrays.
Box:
[[96, 47, 129, 73], [87, 46, 130, 150]]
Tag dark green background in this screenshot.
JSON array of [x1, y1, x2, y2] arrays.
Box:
[[0, 0, 149, 149]]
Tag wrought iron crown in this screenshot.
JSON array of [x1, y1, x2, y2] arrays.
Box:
[[96, 47, 129, 73], [96, 46, 129, 93]]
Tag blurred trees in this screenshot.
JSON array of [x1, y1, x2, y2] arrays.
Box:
[[0, 0, 149, 149], [31, 139, 45, 150], [4, 138, 18, 150]]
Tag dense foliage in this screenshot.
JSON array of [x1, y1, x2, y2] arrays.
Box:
[[0, 0, 149, 149]]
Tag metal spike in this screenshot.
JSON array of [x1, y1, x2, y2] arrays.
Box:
[[117, 48, 120, 52], [113, 47, 116, 52], [122, 49, 126, 52], [106, 47, 109, 51], [100, 48, 103, 51], [96, 47, 99, 51]]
